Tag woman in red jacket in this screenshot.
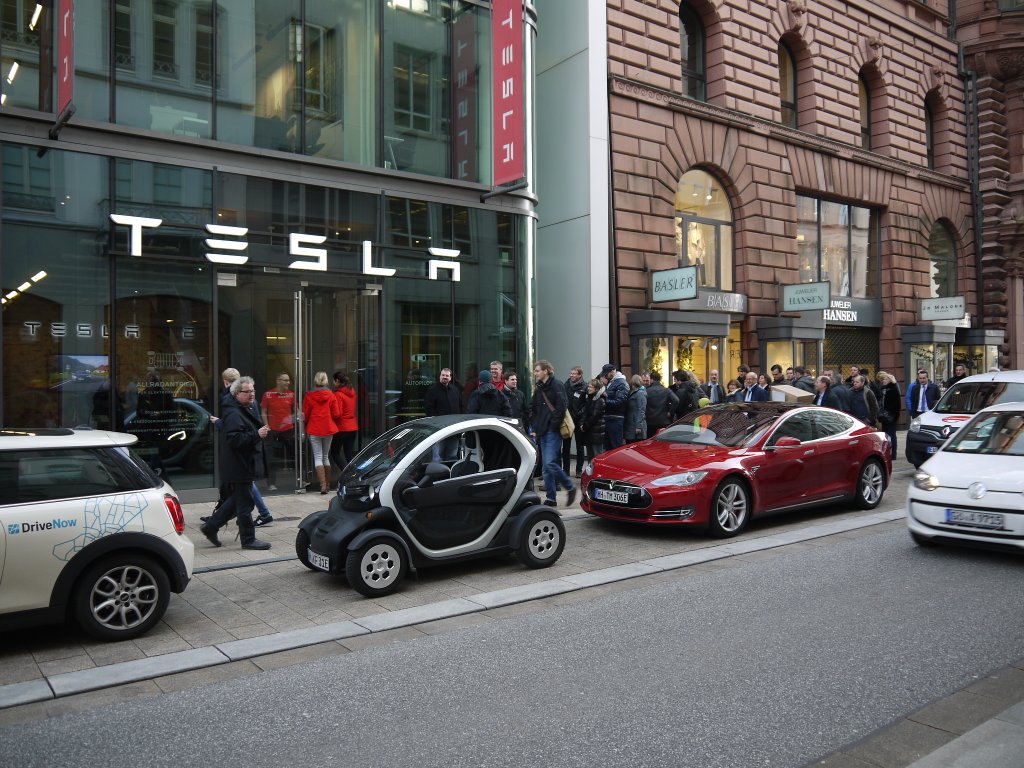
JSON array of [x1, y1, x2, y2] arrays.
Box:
[[302, 371, 341, 493], [329, 370, 359, 474]]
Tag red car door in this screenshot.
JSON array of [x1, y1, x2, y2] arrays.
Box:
[[808, 409, 861, 499], [751, 411, 816, 510]]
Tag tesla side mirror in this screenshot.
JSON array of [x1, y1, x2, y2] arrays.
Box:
[[769, 436, 801, 449]]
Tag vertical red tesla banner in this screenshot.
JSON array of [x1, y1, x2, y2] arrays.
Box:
[[491, 0, 524, 186], [452, 11, 477, 182], [57, 0, 75, 114]]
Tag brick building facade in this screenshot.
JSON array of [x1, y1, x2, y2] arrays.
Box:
[[601, 0, 986, 386]]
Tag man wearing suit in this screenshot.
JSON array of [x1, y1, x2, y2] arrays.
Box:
[[906, 369, 941, 418], [813, 375, 844, 409], [740, 372, 768, 402], [701, 369, 727, 405]]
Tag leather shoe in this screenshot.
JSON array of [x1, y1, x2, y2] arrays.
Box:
[[241, 538, 272, 550], [200, 524, 221, 548], [566, 486, 577, 507], [543, 499, 557, 507]]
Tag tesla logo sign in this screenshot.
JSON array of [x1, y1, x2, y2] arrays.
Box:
[[110, 215, 461, 282]]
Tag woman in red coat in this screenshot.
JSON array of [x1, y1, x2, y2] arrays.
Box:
[[302, 371, 341, 493], [330, 370, 359, 474]]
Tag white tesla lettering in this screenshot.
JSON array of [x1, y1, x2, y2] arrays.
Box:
[[205, 224, 249, 265], [110, 214, 163, 257], [288, 233, 327, 272], [362, 239, 396, 277], [428, 247, 461, 281]]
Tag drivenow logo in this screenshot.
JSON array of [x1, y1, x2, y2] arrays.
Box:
[[10, 519, 78, 534]]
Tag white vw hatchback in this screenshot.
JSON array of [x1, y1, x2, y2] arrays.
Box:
[[907, 403, 1024, 551], [0, 429, 194, 640]]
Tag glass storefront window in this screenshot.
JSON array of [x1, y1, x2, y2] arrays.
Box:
[[638, 338, 670, 382], [674, 169, 733, 291], [928, 222, 957, 298], [796, 194, 879, 298], [1, 0, 50, 111], [2, 148, 108, 428]]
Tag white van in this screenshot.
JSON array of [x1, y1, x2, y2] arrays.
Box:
[[906, 370, 1024, 467]]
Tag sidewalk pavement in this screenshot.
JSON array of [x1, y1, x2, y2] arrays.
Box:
[[1, 452, 1023, 768]]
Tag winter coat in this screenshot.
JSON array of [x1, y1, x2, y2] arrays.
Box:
[[334, 386, 358, 432], [646, 382, 678, 430], [672, 382, 699, 418], [625, 386, 648, 441], [505, 386, 530, 425], [302, 387, 341, 437], [565, 376, 587, 421], [580, 390, 606, 440], [531, 376, 568, 436], [813, 385, 844, 410], [879, 382, 902, 425], [849, 385, 878, 426], [467, 383, 512, 417], [424, 381, 461, 416], [603, 372, 629, 417], [219, 398, 267, 483], [793, 375, 817, 394]]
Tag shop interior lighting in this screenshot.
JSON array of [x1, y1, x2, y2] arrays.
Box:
[[32, 271, 47, 282], [7, 61, 20, 84], [1, 94, 6, 106], [29, 4, 43, 30], [17, 282, 31, 292], [5, 291, 18, 301]]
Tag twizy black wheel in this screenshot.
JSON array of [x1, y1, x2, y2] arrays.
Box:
[[708, 478, 750, 538], [345, 537, 405, 597], [856, 459, 886, 509], [516, 509, 566, 568], [295, 529, 316, 571], [73, 554, 170, 640]]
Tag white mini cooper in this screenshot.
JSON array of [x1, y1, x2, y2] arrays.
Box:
[[0, 429, 194, 640]]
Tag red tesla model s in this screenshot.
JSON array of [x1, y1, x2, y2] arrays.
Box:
[[580, 402, 892, 537]]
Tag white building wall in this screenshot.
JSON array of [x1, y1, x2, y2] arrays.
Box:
[[534, 0, 609, 381]]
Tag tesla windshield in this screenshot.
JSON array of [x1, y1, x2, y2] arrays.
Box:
[[656, 406, 778, 447]]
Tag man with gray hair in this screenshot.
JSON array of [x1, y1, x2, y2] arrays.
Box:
[[201, 376, 272, 550]]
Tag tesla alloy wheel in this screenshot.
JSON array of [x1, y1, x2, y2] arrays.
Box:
[[708, 479, 750, 538], [73, 555, 171, 640], [346, 537, 405, 597], [856, 459, 885, 510], [516, 508, 566, 568]]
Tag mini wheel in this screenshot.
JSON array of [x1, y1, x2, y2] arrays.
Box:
[[708, 478, 750, 538], [516, 509, 566, 568], [856, 459, 886, 509], [345, 537, 406, 597], [73, 554, 171, 641], [296, 529, 316, 571]]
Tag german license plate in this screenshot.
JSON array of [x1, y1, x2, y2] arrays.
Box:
[[926, 446, 938, 454], [308, 548, 331, 571], [595, 488, 629, 504], [945, 509, 1005, 530]]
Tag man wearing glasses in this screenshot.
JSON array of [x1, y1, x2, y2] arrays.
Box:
[[201, 376, 272, 550]]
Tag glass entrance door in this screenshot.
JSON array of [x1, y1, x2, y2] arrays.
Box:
[[217, 272, 379, 493]]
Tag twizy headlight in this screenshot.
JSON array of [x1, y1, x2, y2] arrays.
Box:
[[651, 470, 708, 488], [913, 471, 940, 491]]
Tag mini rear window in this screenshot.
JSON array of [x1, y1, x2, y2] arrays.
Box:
[[0, 447, 160, 505]]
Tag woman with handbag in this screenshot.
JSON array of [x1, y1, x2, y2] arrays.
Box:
[[877, 371, 902, 454], [530, 359, 577, 508], [625, 374, 648, 443]]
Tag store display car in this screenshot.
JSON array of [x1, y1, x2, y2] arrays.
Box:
[[296, 415, 566, 597]]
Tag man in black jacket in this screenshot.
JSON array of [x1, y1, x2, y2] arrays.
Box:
[[200, 376, 272, 550], [424, 367, 461, 461], [531, 360, 577, 507], [562, 366, 587, 476], [645, 371, 678, 434]]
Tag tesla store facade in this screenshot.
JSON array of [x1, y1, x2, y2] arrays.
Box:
[[1, 0, 535, 499]]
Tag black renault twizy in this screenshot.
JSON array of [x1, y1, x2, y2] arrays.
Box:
[[295, 415, 566, 597]]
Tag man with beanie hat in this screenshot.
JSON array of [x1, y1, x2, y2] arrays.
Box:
[[467, 369, 512, 416]]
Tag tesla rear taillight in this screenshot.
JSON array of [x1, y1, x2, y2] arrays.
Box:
[[164, 494, 185, 535]]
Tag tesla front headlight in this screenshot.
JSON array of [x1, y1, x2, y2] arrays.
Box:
[[913, 471, 940, 491], [908, 416, 922, 433], [651, 470, 708, 488]]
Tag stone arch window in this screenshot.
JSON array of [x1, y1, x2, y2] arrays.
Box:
[[929, 221, 957, 298], [674, 169, 733, 290], [924, 98, 935, 169], [779, 41, 796, 128], [679, 4, 705, 101], [858, 72, 872, 150]]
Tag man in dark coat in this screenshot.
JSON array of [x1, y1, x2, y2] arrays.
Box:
[[906, 369, 941, 418], [562, 366, 587, 476], [700, 369, 726, 405], [467, 369, 512, 416], [792, 365, 817, 393], [201, 376, 271, 550], [645, 371, 678, 434], [424, 367, 461, 416], [738, 371, 768, 402], [812, 375, 844, 409], [531, 360, 577, 507]]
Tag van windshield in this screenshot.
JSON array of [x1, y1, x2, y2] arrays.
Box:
[[933, 382, 1024, 415]]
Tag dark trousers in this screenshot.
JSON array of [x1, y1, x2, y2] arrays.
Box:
[[604, 416, 624, 451], [266, 429, 295, 488], [561, 430, 586, 474], [207, 482, 258, 544], [329, 430, 357, 472]]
